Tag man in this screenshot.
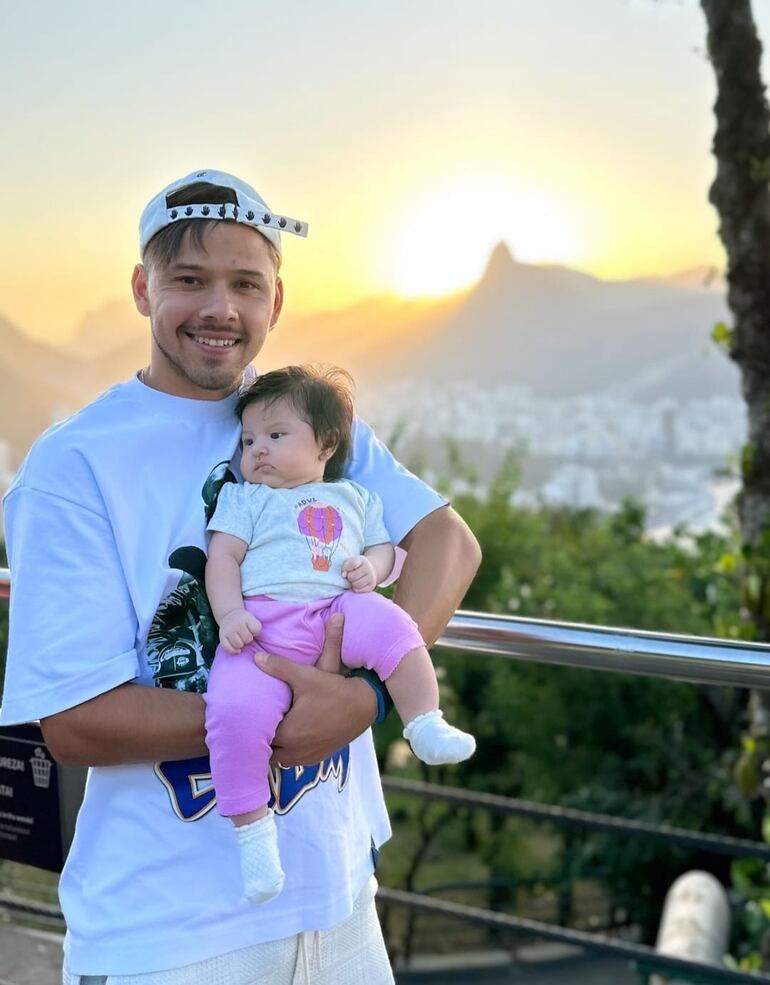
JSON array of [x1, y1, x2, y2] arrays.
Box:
[[0, 170, 481, 984]]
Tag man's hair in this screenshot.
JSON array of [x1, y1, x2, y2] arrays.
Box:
[[142, 181, 282, 272], [235, 365, 355, 481]]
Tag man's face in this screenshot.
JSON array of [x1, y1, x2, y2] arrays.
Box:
[[132, 223, 283, 400]]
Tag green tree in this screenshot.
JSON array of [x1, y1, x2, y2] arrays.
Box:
[[381, 458, 746, 943]]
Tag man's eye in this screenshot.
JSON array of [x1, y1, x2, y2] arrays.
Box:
[[177, 276, 198, 286], [237, 281, 258, 290]]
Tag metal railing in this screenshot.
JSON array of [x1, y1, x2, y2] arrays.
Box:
[[435, 608, 770, 688], [4, 566, 770, 981], [4, 567, 770, 687]]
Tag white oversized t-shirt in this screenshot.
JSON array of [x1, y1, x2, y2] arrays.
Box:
[[0, 375, 446, 975], [208, 479, 390, 600]]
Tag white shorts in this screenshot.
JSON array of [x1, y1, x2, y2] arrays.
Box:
[[63, 877, 393, 985]]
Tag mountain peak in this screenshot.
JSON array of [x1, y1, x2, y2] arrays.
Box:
[[481, 241, 516, 285]]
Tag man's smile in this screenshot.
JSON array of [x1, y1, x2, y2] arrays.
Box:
[[184, 332, 240, 351]]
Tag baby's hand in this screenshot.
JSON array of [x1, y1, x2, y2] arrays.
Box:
[[342, 555, 377, 593], [218, 608, 262, 654]]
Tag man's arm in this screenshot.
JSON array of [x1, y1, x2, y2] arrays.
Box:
[[40, 615, 353, 767], [395, 504, 481, 645], [41, 684, 208, 767]]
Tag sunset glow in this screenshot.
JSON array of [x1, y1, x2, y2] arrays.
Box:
[[382, 177, 587, 298], [3, 0, 769, 342]]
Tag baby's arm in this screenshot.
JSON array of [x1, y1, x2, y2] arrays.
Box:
[[205, 532, 262, 654], [342, 543, 396, 593]]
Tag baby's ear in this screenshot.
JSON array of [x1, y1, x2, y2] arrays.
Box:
[[320, 430, 339, 460]]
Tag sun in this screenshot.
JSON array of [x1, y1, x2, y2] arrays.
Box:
[[382, 175, 585, 298]]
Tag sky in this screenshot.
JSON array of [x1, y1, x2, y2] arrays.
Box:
[[2, 0, 769, 343]]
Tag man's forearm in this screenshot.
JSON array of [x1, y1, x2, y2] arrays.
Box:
[[40, 682, 208, 767], [396, 505, 481, 645]]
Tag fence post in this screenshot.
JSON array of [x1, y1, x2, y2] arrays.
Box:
[[651, 871, 730, 984]]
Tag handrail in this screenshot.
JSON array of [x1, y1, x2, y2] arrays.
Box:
[[378, 888, 770, 984], [436, 610, 770, 689], [381, 776, 770, 861], [3, 567, 770, 687]]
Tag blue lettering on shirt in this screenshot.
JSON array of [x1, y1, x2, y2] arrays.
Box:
[[154, 746, 351, 821]]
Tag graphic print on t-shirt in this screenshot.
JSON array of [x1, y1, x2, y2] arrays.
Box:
[[154, 747, 351, 821], [296, 502, 343, 571], [148, 463, 351, 820], [146, 462, 235, 693]]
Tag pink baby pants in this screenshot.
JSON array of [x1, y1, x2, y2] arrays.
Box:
[[204, 592, 424, 816]]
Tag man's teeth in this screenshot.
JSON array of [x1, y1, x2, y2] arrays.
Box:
[[192, 335, 237, 348]]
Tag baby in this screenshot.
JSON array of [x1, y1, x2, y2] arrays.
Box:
[[204, 365, 476, 904]]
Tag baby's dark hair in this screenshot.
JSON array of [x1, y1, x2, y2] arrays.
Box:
[[235, 365, 355, 480]]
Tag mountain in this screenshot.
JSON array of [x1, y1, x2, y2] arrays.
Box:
[[298, 243, 736, 401], [67, 301, 147, 358], [259, 243, 736, 400], [0, 315, 99, 465], [0, 246, 740, 466]]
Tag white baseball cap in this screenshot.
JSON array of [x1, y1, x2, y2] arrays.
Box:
[[138, 169, 308, 257]]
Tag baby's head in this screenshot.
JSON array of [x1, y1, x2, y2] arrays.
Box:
[[235, 365, 355, 485]]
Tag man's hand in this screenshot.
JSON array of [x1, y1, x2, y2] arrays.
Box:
[[341, 555, 377, 592], [255, 614, 377, 766], [219, 608, 262, 654]]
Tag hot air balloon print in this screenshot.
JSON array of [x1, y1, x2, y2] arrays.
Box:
[[297, 504, 344, 571]]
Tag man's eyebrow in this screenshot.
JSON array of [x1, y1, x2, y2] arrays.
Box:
[[168, 262, 267, 279]]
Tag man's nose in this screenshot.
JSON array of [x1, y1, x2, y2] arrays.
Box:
[[199, 284, 238, 321]]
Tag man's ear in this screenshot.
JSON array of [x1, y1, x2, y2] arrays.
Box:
[[268, 276, 284, 332], [132, 264, 151, 317]]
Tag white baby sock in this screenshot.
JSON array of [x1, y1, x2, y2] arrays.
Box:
[[234, 810, 285, 904], [403, 710, 476, 766]]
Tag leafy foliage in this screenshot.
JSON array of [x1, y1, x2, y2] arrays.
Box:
[[379, 453, 750, 942]]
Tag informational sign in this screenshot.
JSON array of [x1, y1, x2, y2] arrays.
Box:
[[0, 723, 85, 873]]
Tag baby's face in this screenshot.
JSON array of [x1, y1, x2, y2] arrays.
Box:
[[240, 398, 330, 488]]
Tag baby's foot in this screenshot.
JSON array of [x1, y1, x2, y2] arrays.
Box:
[[403, 710, 476, 765], [235, 810, 285, 904]]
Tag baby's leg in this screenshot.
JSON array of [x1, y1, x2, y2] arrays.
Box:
[[332, 593, 476, 765], [205, 643, 290, 902]]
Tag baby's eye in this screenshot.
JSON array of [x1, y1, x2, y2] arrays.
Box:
[[243, 438, 254, 446], [270, 432, 283, 440]]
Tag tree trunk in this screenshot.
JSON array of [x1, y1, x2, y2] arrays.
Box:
[[701, 0, 770, 821], [702, 1, 770, 608]]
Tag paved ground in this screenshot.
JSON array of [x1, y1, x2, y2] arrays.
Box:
[[0, 921, 63, 985], [0, 922, 640, 985]]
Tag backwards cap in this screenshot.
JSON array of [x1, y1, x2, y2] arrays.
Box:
[[138, 169, 308, 257]]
